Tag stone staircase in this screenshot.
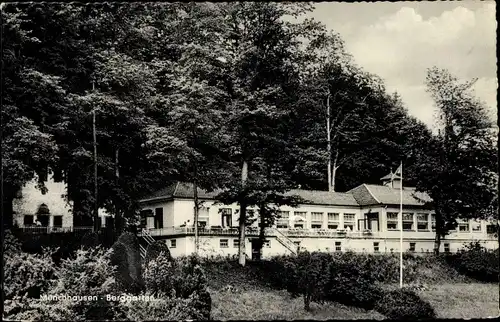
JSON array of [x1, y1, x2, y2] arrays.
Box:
[[271, 228, 298, 255], [138, 229, 155, 259]]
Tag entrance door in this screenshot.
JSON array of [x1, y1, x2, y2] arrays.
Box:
[[367, 213, 379, 231], [251, 239, 261, 260]]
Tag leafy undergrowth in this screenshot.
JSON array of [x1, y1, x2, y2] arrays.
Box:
[[211, 289, 384, 321]]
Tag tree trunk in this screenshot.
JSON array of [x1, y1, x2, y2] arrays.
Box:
[[2, 192, 14, 229], [257, 201, 266, 260], [304, 294, 311, 311], [239, 160, 249, 266], [193, 176, 200, 255], [331, 151, 339, 193], [92, 81, 99, 232], [114, 148, 122, 235], [326, 94, 332, 192], [434, 216, 442, 255]]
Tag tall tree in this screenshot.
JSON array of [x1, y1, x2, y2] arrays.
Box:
[[418, 67, 498, 254]]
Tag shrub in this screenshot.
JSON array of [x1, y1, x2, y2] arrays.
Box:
[[326, 256, 383, 310], [3, 249, 56, 300], [81, 231, 100, 249], [110, 232, 143, 293], [445, 242, 499, 282], [143, 254, 212, 320], [3, 229, 22, 254], [144, 240, 171, 264], [375, 288, 436, 320], [4, 247, 123, 321], [284, 251, 331, 311], [119, 292, 207, 321]]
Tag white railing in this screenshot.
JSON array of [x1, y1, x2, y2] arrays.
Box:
[[20, 226, 94, 234], [271, 228, 298, 254], [138, 226, 379, 238]]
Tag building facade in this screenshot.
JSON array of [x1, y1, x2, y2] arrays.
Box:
[[138, 174, 498, 258], [12, 175, 112, 232]]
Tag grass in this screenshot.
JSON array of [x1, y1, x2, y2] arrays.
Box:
[[203, 260, 499, 320], [418, 283, 499, 319], [211, 289, 384, 320]]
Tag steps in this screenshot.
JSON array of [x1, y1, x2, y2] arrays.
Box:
[[271, 228, 298, 255], [138, 229, 155, 260]]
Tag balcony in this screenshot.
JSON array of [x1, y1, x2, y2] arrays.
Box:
[[17, 226, 94, 234], [139, 226, 379, 239]]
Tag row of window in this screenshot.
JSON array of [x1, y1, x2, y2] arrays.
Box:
[[219, 239, 271, 248], [23, 214, 63, 227], [386, 213, 486, 232]]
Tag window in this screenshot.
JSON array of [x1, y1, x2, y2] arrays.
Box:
[[487, 224, 497, 235], [431, 214, 436, 231], [471, 221, 481, 232], [310, 212, 323, 229], [343, 213, 355, 230], [335, 241, 342, 252], [53, 216, 63, 228], [409, 242, 416, 252], [444, 243, 450, 253], [458, 223, 470, 232], [154, 208, 164, 229], [220, 239, 229, 248], [417, 214, 429, 231], [198, 206, 210, 227], [24, 215, 34, 226], [293, 211, 306, 229], [373, 242, 380, 253], [233, 239, 239, 248], [387, 212, 399, 230], [276, 211, 290, 228], [170, 239, 177, 248], [220, 208, 232, 228], [327, 213, 339, 230], [402, 213, 414, 231]]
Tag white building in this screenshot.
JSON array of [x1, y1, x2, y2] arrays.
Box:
[[138, 173, 498, 258], [12, 175, 112, 232]]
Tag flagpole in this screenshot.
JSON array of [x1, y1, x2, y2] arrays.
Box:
[[399, 161, 403, 288]]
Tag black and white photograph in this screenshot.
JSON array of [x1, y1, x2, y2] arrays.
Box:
[[1, 1, 498, 320]]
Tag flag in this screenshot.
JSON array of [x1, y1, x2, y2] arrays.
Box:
[[393, 163, 403, 180]]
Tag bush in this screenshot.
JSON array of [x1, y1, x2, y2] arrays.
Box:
[[445, 242, 499, 282], [375, 288, 436, 320], [119, 292, 207, 321], [4, 247, 123, 321], [326, 257, 383, 310], [143, 253, 212, 320], [144, 240, 171, 264], [3, 229, 22, 254], [3, 249, 56, 300], [81, 231, 100, 249], [110, 232, 143, 293]]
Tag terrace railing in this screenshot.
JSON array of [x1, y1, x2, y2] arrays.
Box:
[[139, 226, 379, 238], [20, 226, 94, 234]]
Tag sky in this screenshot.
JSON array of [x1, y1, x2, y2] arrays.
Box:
[[308, 1, 497, 129]]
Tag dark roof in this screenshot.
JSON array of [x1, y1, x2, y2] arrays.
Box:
[[142, 182, 432, 208], [285, 189, 359, 206], [140, 182, 221, 202], [348, 184, 380, 206], [348, 184, 431, 207], [141, 182, 359, 206]]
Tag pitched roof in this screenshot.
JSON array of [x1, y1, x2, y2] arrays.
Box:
[[140, 182, 359, 206], [353, 184, 431, 207], [348, 184, 380, 206], [285, 189, 360, 206]]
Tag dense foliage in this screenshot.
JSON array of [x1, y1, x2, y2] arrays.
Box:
[[3, 246, 211, 320], [445, 242, 499, 282], [375, 288, 436, 320]]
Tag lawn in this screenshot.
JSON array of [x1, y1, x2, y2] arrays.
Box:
[[210, 283, 499, 320], [203, 261, 499, 320], [418, 283, 499, 319]]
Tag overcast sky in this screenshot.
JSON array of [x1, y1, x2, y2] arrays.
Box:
[[308, 1, 497, 129]]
